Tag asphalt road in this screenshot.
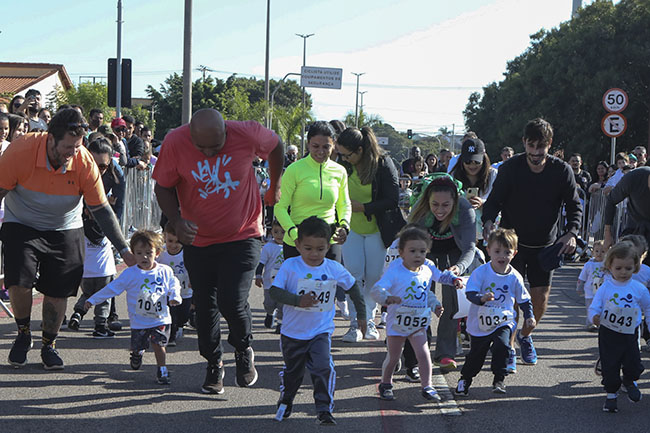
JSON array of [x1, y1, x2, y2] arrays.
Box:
[[2, 263, 649, 433]]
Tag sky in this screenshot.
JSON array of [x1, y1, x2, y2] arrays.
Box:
[[1, 0, 605, 133]]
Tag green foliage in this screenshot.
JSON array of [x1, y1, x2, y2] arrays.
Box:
[[46, 82, 113, 119], [343, 109, 384, 130], [121, 105, 155, 132], [464, 0, 650, 169], [147, 73, 310, 139]]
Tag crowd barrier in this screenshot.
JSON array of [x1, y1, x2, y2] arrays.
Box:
[[581, 189, 627, 246], [120, 167, 163, 235]]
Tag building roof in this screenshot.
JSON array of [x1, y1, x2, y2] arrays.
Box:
[[0, 62, 73, 95]]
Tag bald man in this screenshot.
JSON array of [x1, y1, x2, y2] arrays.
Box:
[[153, 109, 284, 394]]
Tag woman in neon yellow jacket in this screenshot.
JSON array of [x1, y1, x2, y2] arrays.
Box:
[[274, 121, 351, 260]]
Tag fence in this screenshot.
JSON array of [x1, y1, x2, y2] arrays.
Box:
[[581, 189, 627, 246], [120, 167, 163, 235]]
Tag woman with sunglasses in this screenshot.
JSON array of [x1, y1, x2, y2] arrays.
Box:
[[408, 173, 477, 370], [451, 138, 498, 248], [336, 126, 404, 342]]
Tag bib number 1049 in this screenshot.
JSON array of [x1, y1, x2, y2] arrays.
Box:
[[296, 279, 336, 312]]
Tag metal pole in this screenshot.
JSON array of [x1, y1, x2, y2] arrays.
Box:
[[452, 123, 455, 153], [359, 91, 367, 120], [116, 0, 123, 118], [296, 33, 314, 155], [610, 137, 616, 165], [181, 0, 192, 124], [264, 0, 271, 127], [351, 72, 365, 128]]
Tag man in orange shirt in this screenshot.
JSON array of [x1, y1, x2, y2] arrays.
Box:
[[0, 108, 135, 370]]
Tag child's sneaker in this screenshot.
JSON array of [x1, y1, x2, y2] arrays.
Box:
[[93, 326, 115, 339], [130, 351, 144, 370], [157, 367, 171, 385], [341, 325, 362, 343], [336, 299, 349, 319], [274, 401, 293, 421], [492, 379, 507, 394], [455, 378, 471, 396], [516, 330, 537, 365], [201, 362, 225, 394], [107, 315, 122, 331], [602, 396, 618, 413], [317, 411, 336, 425], [405, 366, 420, 382], [421, 386, 441, 402], [68, 312, 82, 331], [264, 313, 274, 329], [377, 316, 387, 329], [364, 321, 380, 340], [378, 383, 394, 400], [506, 349, 517, 374], [622, 381, 642, 402]]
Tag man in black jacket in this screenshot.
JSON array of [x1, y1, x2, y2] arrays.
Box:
[[123, 115, 146, 169], [482, 118, 582, 369]]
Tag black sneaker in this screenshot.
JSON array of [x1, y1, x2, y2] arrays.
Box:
[[317, 411, 336, 425], [603, 397, 618, 413], [275, 401, 293, 420], [68, 312, 82, 331], [157, 368, 171, 385], [406, 366, 420, 382], [235, 347, 258, 387], [130, 351, 143, 370], [201, 362, 225, 394], [41, 344, 64, 370], [455, 378, 471, 396], [8, 329, 33, 367], [107, 316, 122, 331], [492, 380, 507, 394], [275, 323, 282, 334], [264, 313, 274, 329], [422, 386, 442, 402], [378, 383, 395, 400], [93, 327, 116, 339], [623, 381, 642, 402]]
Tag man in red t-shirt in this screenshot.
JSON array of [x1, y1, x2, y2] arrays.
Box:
[[153, 109, 283, 395]]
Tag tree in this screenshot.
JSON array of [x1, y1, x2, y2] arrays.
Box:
[[464, 0, 650, 169], [343, 109, 384, 129], [47, 82, 113, 119]]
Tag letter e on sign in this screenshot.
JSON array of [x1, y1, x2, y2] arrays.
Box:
[[601, 113, 627, 138], [602, 88, 628, 113]]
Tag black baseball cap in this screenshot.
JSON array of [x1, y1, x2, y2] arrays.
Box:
[[461, 138, 486, 163]]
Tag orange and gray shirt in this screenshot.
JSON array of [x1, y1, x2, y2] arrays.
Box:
[[0, 133, 107, 231]]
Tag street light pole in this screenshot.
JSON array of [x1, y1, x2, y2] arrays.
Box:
[[115, 0, 123, 118], [181, 0, 192, 124], [264, 0, 271, 127], [358, 91, 367, 120], [351, 72, 365, 128], [296, 33, 314, 155]]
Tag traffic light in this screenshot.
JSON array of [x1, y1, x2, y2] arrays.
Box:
[[407, 129, 413, 139]]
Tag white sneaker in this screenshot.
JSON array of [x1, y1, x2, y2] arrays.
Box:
[[341, 326, 362, 343], [336, 300, 350, 319], [364, 321, 380, 340]]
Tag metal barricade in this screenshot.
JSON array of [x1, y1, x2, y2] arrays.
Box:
[[582, 189, 626, 246], [120, 167, 162, 235]]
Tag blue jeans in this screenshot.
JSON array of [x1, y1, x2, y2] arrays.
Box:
[[342, 230, 386, 323]]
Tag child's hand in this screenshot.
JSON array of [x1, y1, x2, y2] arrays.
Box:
[[447, 265, 460, 276], [298, 291, 318, 307], [169, 300, 180, 306], [255, 277, 263, 288], [83, 301, 92, 312], [592, 314, 600, 326], [434, 304, 444, 317], [481, 292, 495, 303], [385, 296, 401, 305], [525, 317, 536, 329], [453, 278, 465, 289]]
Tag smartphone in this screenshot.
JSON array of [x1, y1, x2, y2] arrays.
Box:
[[466, 187, 479, 199]]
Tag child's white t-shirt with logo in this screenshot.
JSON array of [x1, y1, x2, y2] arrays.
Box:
[[273, 256, 355, 340], [259, 241, 284, 289], [83, 236, 116, 278], [87, 263, 182, 329], [465, 262, 531, 337], [157, 249, 192, 299], [578, 259, 606, 298], [588, 275, 650, 334]]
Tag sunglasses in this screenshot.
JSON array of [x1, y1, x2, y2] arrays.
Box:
[[463, 160, 482, 166], [115, 127, 127, 133], [67, 122, 89, 131]]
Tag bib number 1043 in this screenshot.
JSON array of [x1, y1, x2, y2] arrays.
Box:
[[602, 305, 639, 334]]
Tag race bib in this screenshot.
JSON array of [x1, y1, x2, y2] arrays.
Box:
[[391, 307, 431, 334], [136, 290, 165, 319], [592, 275, 604, 293], [477, 305, 513, 333], [296, 279, 336, 312], [179, 277, 192, 298], [384, 247, 400, 270], [601, 303, 639, 334]]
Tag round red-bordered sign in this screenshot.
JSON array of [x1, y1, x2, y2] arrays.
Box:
[[602, 88, 628, 113], [601, 113, 627, 137]]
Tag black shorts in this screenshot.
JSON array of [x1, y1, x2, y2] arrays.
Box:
[[0, 222, 85, 298], [511, 245, 553, 288], [131, 325, 171, 352]]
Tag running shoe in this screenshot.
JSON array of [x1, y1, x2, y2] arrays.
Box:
[[602, 396, 618, 413], [492, 380, 507, 394], [378, 383, 394, 400], [364, 321, 380, 340], [130, 351, 144, 370], [421, 386, 441, 402], [67, 312, 82, 331], [317, 411, 336, 425], [201, 362, 225, 394], [506, 348, 517, 374], [8, 329, 33, 367], [41, 344, 64, 370], [157, 367, 171, 385], [275, 401, 293, 421], [405, 366, 420, 382], [93, 327, 115, 339], [455, 378, 471, 396], [516, 330, 537, 365], [235, 347, 258, 387], [622, 381, 642, 402], [341, 325, 363, 343]]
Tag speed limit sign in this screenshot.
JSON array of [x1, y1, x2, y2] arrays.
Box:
[[602, 88, 628, 112]]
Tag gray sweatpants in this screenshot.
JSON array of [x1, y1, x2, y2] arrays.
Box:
[[74, 276, 113, 327], [279, 332, 335, 413]]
